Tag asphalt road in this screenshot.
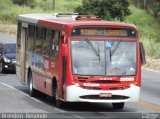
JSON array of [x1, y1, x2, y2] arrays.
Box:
[[0, 33, 15, 43], [0, 33, 159, 119], [0, 70, 159, 119], [141, 69, 160, 106]]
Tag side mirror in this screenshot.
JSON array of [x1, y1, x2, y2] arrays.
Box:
[[140, 42, 146, 65], [61, 35, 65, 44], [60, 35, 67, 56], [60, 30, 66, 44]]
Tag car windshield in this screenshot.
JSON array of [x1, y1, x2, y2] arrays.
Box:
[[71, 40, 137, 76], [4, 43, 16, 54]]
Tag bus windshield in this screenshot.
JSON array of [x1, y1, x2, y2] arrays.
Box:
[[71, 40, 137, 76]]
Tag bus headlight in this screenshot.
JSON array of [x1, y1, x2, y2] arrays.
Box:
[[75, 83, 80, 87], [3, 57, 11, 63]]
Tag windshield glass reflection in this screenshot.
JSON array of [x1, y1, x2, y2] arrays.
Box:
[[71, 40, 137, 76]]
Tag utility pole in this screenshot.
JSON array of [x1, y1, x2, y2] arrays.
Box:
[[137, 0, 140, 8], [143, 0, 147, 9], [53, 0, 56, 10]]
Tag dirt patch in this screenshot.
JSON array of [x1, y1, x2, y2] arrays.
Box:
[[0, 21, 17, 36], [143, 56, 160, 72]]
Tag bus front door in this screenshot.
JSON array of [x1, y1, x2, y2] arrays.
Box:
[[16, 22, 27, 84]]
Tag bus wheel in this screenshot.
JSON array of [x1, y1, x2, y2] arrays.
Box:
[[29, 72, 37, 97], [112, 102, 124, 109], [55, 87, 64, 108]]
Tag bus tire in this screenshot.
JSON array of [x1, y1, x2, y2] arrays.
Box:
[[28, 72, 37, 97], [55, 87, 64, 108], [112, 102, 124, 109]]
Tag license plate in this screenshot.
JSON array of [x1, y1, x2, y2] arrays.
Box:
[[99, 93, 112, 97]]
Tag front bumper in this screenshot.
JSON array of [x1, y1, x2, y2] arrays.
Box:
[[66, 84, 140, 103], [3, 63, 16, 71]]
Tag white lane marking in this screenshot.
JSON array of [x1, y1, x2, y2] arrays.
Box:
[[0, 82, 66, 113], [74, 115, 85, 119]]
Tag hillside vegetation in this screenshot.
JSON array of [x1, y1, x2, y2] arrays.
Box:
[[0, 0, 82, 23], [126, 5, 160, 58], [0, 0, 160, 58]]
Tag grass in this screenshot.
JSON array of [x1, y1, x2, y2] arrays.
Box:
[[0, 1, 160, 58], [126, 5, 160, 37], [0, 0, 82, 34], [54, 0, 82, 12], [0, 0, 82, 23], [125, 5, 160, 58], [0, 21, 16, 35]]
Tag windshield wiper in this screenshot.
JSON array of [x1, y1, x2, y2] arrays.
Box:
[[111, 40, 121, 56], [85, 39, 100, 62], [105, 41, 121, 62]]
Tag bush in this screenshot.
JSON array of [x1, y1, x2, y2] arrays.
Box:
[[12, 0, 36, 8], [74, 0, 131, 21]]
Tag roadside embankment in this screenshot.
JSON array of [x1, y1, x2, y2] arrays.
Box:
[[0, 21, 16, 36], [143, 56, 160, 72]]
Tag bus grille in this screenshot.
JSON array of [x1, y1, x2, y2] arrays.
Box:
[[77, 78, 120, 84], [80, 95, 129, 100], [90, 80, 120, 83]]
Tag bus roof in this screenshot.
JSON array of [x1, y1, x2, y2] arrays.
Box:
[[18, 13, 137, 29]]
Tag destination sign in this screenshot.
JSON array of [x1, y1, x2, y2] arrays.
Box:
[[80, 29, 127, 36], [71, 27, 136, 37]]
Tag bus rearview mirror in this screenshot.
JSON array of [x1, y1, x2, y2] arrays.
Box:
[[140, 42, 146, 65], [61, 36, 65, 43]]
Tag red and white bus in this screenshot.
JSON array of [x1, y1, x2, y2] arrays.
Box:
[[16, 13, 146, 109]]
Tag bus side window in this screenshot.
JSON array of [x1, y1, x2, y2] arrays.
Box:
[[27, 25, 35, 51], [42, 29, 53, 56], [50, 31, 60, 58], [35, 26, 43, 54]]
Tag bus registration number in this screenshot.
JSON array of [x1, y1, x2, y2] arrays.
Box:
[[99, 93, 112, 97]]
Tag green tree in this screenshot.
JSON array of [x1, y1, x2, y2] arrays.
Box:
[[130, 0, 160, 18], [74, 0, 131, 21]]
